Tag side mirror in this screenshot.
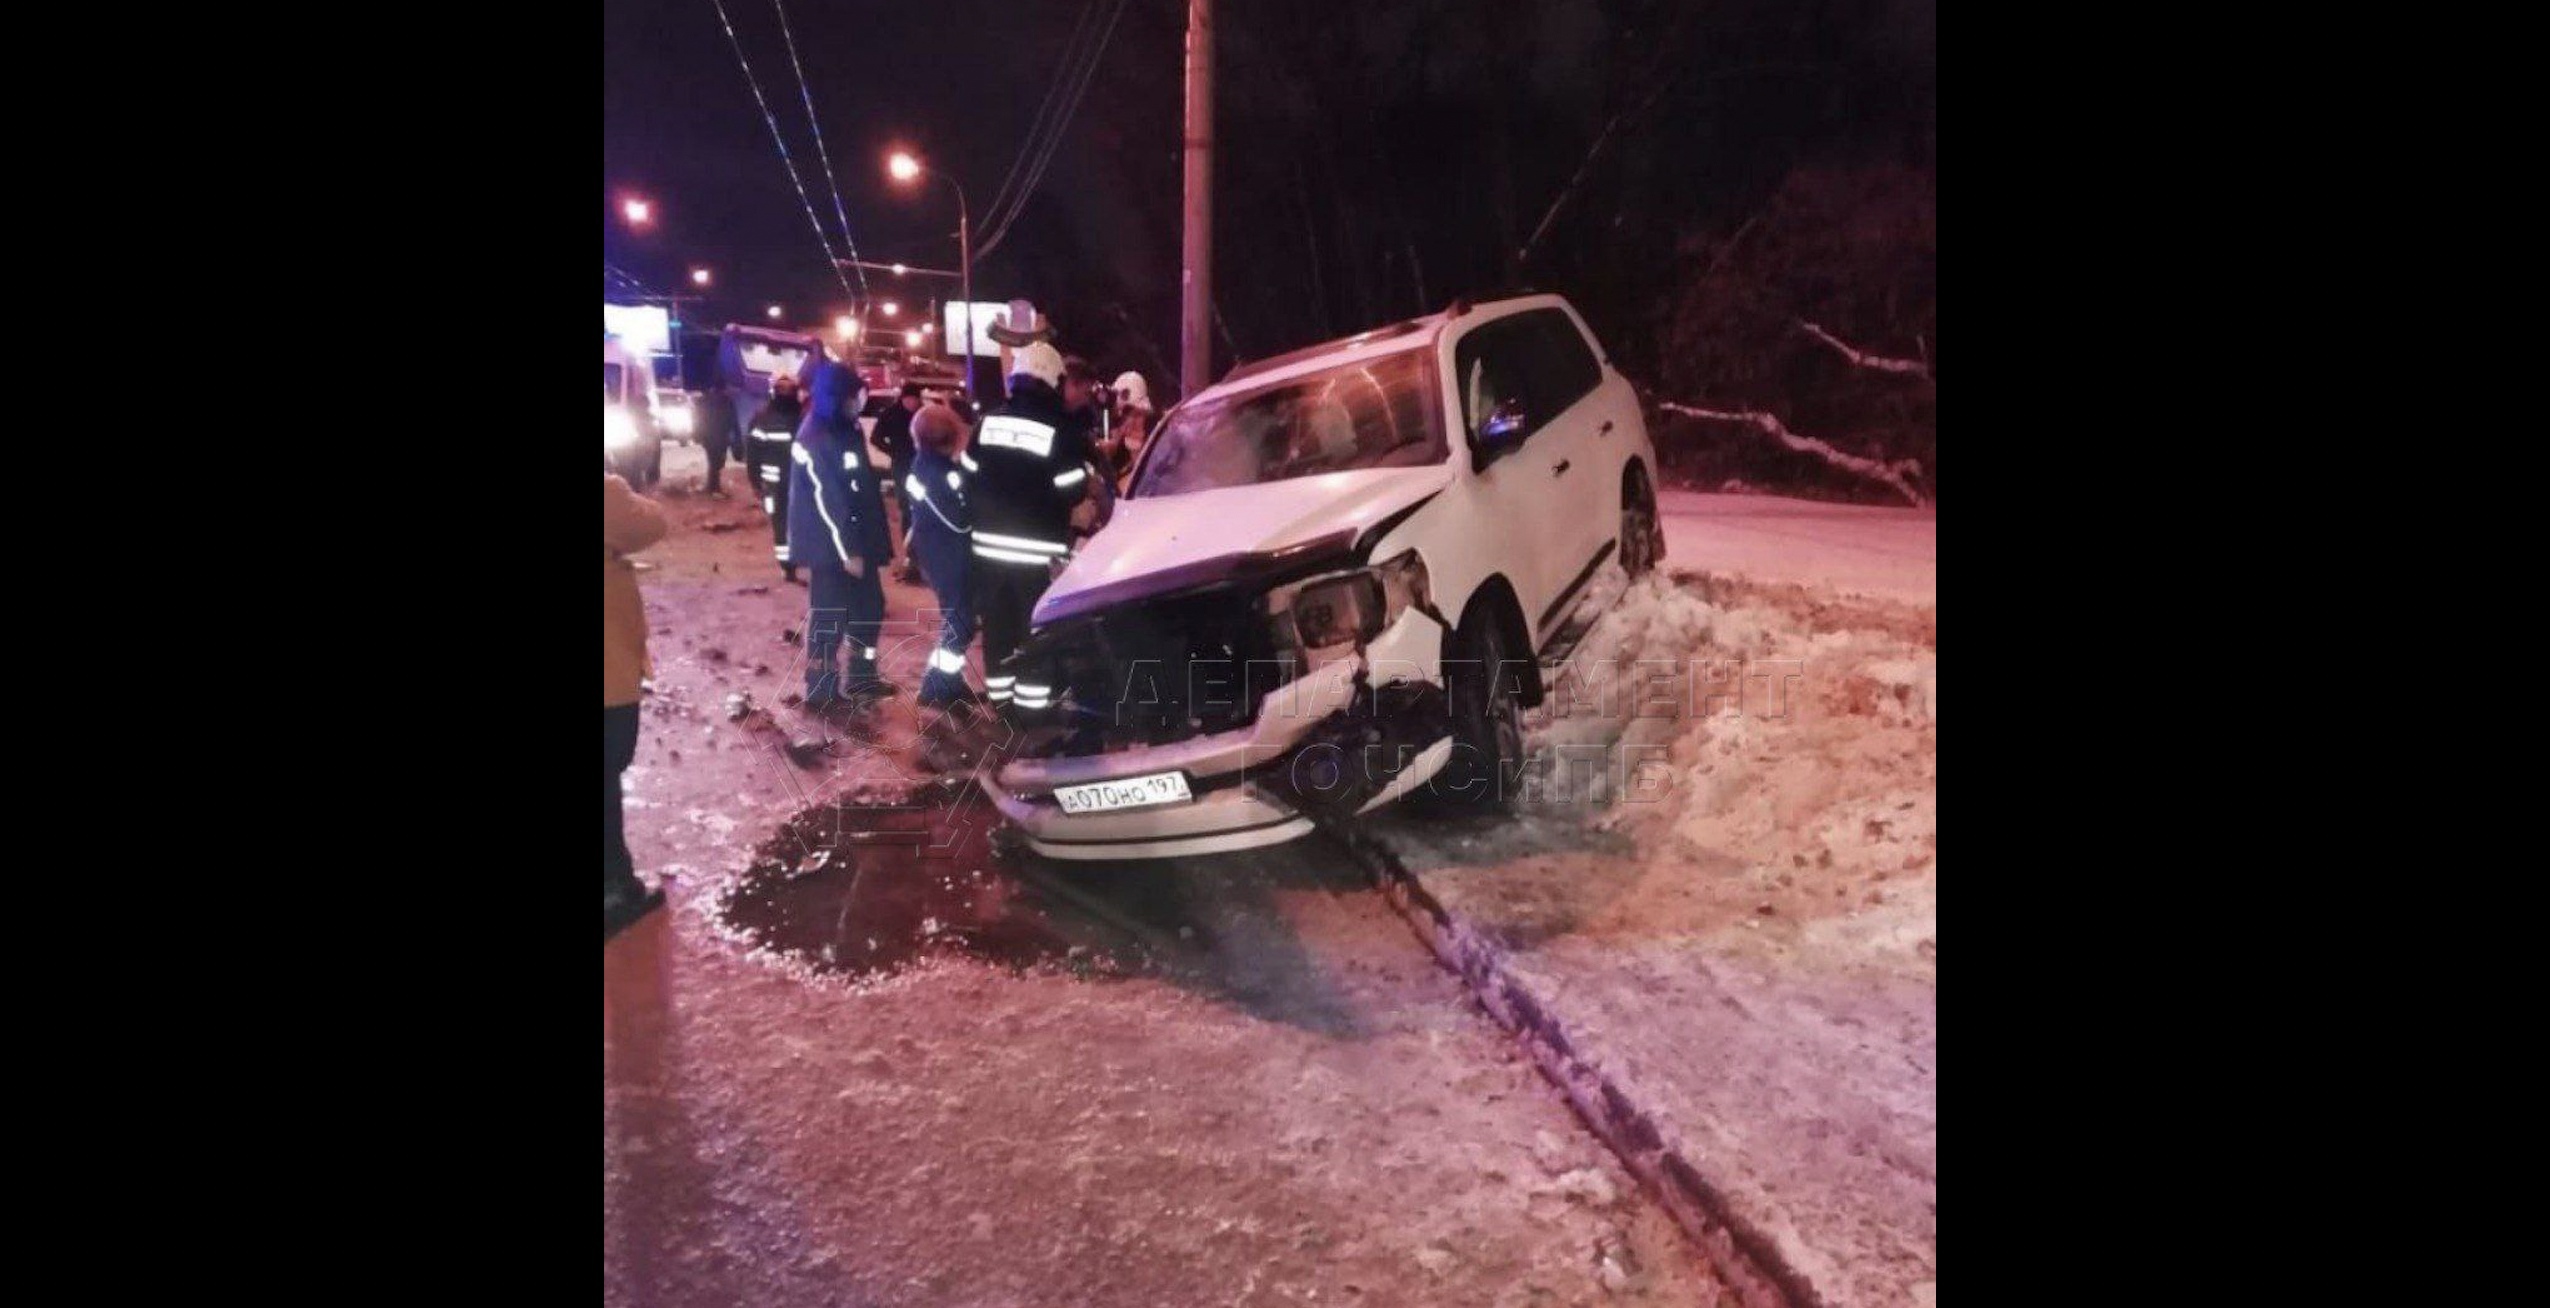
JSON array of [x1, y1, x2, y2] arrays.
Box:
[[1475, 397, 1530, 464]]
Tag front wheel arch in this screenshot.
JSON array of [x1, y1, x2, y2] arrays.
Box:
[[1440, 574, 1543, 708]]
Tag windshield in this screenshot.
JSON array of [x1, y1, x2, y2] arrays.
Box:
[[1132, 347, 1441, 497]]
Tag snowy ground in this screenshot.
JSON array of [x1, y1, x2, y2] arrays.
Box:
[[606, 444, 1725, 1307], [1373, 540, 1938, 1307], [1658, 490, 1935, 607]]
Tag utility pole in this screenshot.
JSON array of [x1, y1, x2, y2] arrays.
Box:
[[1179, 0, 1214, 402]]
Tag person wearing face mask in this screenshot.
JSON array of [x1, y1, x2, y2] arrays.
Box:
[[745, 373, 808, 583], [789, 362, 898, 707]]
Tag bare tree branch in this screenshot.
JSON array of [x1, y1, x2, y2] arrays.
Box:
[[1658, 402, 1929, 507], [1798, 321, 1932, 379]]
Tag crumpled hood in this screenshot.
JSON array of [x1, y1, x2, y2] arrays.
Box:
[[1037, 466, 1449, 624]]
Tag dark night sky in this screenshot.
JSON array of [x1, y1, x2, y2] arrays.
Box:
[[602, 0, 1167, 330], [606, 0, 1934, 399]]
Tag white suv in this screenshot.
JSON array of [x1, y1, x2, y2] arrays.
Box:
[[989, 293, 1663, 860]]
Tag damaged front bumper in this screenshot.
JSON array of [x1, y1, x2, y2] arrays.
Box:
[[991, 606, 1455, 861]]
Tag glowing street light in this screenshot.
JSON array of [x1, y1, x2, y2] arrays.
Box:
[[622, 197, 653, 227], [835, 315, 857, 338], [892, 263, 908, 277], [905, 329, 923, 348], [766, 304, 783, 320], [882, 301, 899, 318], [690, 268, 711, 287], [887, 148, 974, 393]]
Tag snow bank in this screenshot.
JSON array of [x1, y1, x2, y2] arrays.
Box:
[[1522, 568, 1936, 972]]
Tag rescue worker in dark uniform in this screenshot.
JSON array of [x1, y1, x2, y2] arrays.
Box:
[[1060, 356, 1113, 540], [695, 384, 741, 496], [871, 382, 923, 579], [969, 342, 1090, 710], [789, 362, 898, 706], [902, 401, 979, 707], [745, 374, 806, 582]]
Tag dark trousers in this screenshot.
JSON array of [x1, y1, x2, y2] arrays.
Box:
[[976, 557, 1053, 683], [884, 461, 913, 559], [749, 441, 792, 567], [605, 703, 641, 893], [805, 560, 886, 697], [704, 437, 729, 491], [915, 538, 976, 701]]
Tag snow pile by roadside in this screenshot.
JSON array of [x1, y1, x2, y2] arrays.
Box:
[[1522, 569, 1936, 972]]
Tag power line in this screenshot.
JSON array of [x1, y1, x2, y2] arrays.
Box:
[[978, 0, 1130, 258], [705, 0, 856, 298], [768, 0, 868, 300], [981, 0, 1125, 250], [979, 0, 1104, 236], [604, 261, 655, 295]]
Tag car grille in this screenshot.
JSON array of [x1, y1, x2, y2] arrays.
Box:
[[1015, 589, 1303, 756]]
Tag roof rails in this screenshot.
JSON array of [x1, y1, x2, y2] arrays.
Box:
[[1217, 316, 1436, 387], [1443, 286, 1542, 318]]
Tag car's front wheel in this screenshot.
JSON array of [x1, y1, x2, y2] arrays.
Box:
[[1435, 608, 1525, 814], [1620, 465, 1661, 578]]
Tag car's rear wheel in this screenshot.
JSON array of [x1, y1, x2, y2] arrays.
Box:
[[1620, 465, 1661, 578], [1436, 608, 1525, 813]]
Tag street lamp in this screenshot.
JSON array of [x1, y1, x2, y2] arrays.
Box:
[[887, 149, 974, 395], [835, 315, 857, 339], [882, 301, 899, 318], [766, 304, 783, 320], [892, 263, 908, 277], [622, 197, 652, 227], [691, 267, 712, 287], [905, 329, 923, 349]]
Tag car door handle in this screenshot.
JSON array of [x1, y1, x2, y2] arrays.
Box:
[[1553, 459, 1572, 476]]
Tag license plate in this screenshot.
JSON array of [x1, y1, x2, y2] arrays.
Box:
[[1054, 771, 1195, 815]]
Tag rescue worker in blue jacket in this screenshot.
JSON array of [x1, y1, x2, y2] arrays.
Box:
[[969, 342, 1091, 710], [745, 374, 806, 582], [902, 400, 980, 707], [789, 362, 899, 706]]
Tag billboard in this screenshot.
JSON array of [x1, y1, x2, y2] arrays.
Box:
[[942, 301, 1007, 358], [602, 302, 671, 356]]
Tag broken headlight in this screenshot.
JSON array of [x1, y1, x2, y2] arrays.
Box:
[[1285, 550, 1430, 653]]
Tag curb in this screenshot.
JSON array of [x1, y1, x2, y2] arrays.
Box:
[[1317, 815, 1830, 1308]]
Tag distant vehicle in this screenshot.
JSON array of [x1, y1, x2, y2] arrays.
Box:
[[990, 293, 1664, 860], [851, 344, 905, 399], [603, 337, 662, 488], [655, 390, 696, 443], [715, 323, 823, 435]]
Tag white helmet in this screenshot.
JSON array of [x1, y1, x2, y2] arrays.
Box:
[[1009, 341, 1065, 390], [1112, 371, 1153, 412]]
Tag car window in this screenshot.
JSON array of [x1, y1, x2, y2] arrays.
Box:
[[1132, 347, 1442, 498], [1524, 310, 1602, 415], [1453, 316, 1541, 438], [1453, 308, 1602, 440]]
